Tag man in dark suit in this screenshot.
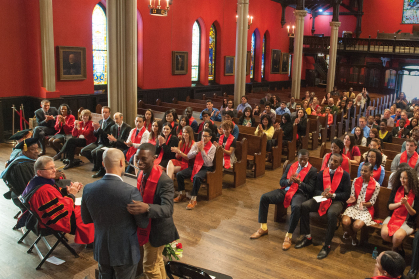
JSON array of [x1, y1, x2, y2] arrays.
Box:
[[81, 148, 147, 279], [127, 143, 179, 279], [295, 153, 351, 259], [250, 150, 318, 251], [392, 118, 410, 138], [81, 106, 114, 172], [92, 112, 131, 178], [33, 99, 59, 154], [259, 93, 272, 106]]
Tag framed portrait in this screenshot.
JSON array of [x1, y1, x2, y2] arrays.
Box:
[[246, 51, 251, 75], [280, 52, 290, 74], [172, 51, 188, 75], [224, 56, 235, 76], [402, 0, 419, 24], [270, 49, 281, 74], [58, 46, 86, 81]]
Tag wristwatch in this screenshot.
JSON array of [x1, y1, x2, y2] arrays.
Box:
[[332, 193, 336, 199], [147, 204, 150, 213]]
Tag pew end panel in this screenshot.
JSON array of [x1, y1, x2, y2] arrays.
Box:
[[231, 138, 248, 188], [205, 146, 224, 200]]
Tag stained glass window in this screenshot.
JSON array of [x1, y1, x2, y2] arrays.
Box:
[[191, 21, 201, 82], [261, 34, 265, 79], [92, 4, 107, 85], [402, 0, 419, 24], [250, 32, 255, 79], [208, 24, 216, 81]]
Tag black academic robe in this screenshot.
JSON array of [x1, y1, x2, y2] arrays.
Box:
[[1, 155, 35, 195]]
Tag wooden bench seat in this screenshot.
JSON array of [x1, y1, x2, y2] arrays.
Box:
[[224, 138, 248, 188], [237, 133, 267, 178]]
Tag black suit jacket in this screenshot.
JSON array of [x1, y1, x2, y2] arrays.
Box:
[[110, 122, 131, 150], [93, 118, 115, 146], [140, 171, 179, 248], [392, 126, 410, 138], [81, 175, 147, 266], [279, 164, 318, 197], [35, 107, 59, 128], [314, 169, 351, 202]]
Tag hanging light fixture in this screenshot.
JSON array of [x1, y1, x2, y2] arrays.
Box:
[[149, 0, 172, 16]]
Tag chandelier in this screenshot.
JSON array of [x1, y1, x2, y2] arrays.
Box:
[[149, 0, 172, 16]]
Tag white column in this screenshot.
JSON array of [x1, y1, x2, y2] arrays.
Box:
[[39, 0, 55, 92], [291, 10, 307, 99], [234, 0, 249, 107], [326, 21, 341, 94], [107, 0, 138, 126]]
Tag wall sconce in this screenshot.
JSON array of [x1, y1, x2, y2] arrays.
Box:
[[287, 25, 295, 37], [236, 14, 254, 29], [149, 0, 172, 16]]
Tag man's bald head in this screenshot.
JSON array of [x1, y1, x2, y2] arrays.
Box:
[[103, 148, 125, 175]]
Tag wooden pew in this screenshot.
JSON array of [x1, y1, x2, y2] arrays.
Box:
[[230, 138, 248, 188], [199, 146, 224, 200], [382, 142, 402, 152], [238, 133, 267, 178], [300, 118, 311, 150], [307, 117, 320, 150], [138, 100, 184, 116], [358, 146, 399, 161]]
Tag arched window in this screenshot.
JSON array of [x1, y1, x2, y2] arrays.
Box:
[[261, 34, 266, 79], [250, 32, 255, 79], [191, 21, 201, 82], [208, 24, 216, 81], [92, 4, 107, 85]]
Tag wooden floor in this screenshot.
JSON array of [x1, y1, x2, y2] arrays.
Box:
[[0, 141, 413, 279]]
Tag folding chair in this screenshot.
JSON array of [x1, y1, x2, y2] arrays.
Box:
[[18, 196, 79, 270], [166, 261, 212, 279]]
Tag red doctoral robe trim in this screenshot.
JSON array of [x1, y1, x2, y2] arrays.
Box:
[[283, 162, 312, 208]]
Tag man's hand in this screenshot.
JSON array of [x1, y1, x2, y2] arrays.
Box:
[[211, 110, 215, 117], [107, 134, 116, 142], [215, 111, 220, 116], [346, 196, 356, 204], [93, 122, 100, 130], [213, 141, 219, 148], [67, 182, 83, 195], [321, 187, 331, 198], [125, 141, 133, 147], [127, 200, 149, 215], [46, 115, 55, 121], [197, 141, 204, 152]]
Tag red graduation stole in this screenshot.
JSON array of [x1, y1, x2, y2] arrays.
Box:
[[126, 126, 146, 161], [372, 165, 382, 183], [318, 167, 344, 216], [198, 120, 214, 133], [387, 186, 415, 236], [321, 153, 350, 174], [191, 141, 212, 181], [136, 165, 163, 246], [148, 136, 156, 146], [179, 140, 194, 170], [189, 117, 195, 125], [370, 276, 396, 279], [145, 122, 152, 132], [154, 134, 171, 166], [350, 176, 377, 219], [400, 151, 418, 168], [283, 162, 312, 208], [169, 121, 175, 129], [219, 134, 234, 169]]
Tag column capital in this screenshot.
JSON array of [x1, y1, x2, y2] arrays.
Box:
[[330, 21, 342, 28], [294, 10, 308, 18]]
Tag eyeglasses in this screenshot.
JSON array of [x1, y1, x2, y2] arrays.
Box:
[[203, 135, 211, 138], [40, 167, 56, 171]]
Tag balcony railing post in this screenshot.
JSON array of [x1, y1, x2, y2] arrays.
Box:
[[393, 35, 396, 53], [368, 35, 371, 52]]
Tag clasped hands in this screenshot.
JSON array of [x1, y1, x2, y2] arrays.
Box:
[[107, 134, 117, 142], [321, 187, 333, 199], [127, 200, 149, 215], [289, 173, 300, 185], [67, 182, 83, 196], [45, 115, 55, 121], [400, 196, 408, 206]]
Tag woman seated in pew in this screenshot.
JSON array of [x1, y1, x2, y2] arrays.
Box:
[[144, 109, 154, 132], [154, 123, 179, 170], [358, 149, 385, 185], [238, 107, 256, 127], [336, 96, 347, 107], [199, 120, 218, 142], [220, 98, 228, 111], [167, 126, 195, 179], [294, 109, 308, 143], [408, 118, 418, 138], [54, 109, 96, 169], [321, 92, 332, 105], [310, 97, 320, 113], [213, 120, 236, 169], [338, 99, 347, 116], [324, 107, 334, 126], [345, 99, 356, 119], [253, 104, 261, 117], [175, 116, 188, 139], [162, 109, 178, 135], [49, 104, 75, 156], [343, 133, 362, 165], [379, 119, 393, 143], [368, 251, 406, 279], [321, 138, 351, 173], [255, 115, 275, 160], [362, 138, 388, 167], [354, 126, 367, 146], [342, 162, 381, 246], [302, 100, 311, 115], [355, 93, 365, 108], [381, 167, 419, 256], [387, 163, 411, 189], [271, 95, 280, 110], [275, 113, 293, 142], [366, 128, 380, 146], [148, 120, 162, 146], [390, 104, 396, 118], [220, 99, 237, 118]]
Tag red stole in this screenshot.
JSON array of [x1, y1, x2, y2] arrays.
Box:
[[370, 277, 395, 279], [191, 141, 212, 181], [136, 165, 163, 246], [318, 167, 344, 216], [149, 136, 156, 146], [321, 153, 350, 173], [400, 151, 418, 168], [350, 177, 377, 219], [283, 162, 312, 208], [154, 134, 171, 166], [145, 122, 152, 132], [387, 186, 415, 236], [126, 127, 146, 161], [198, 120, 214, 133], [189, 117, 195, 125], [219, 134, 234, 169], [169, 121, 175, 129], [372, 166, 382, 183], [179, 140, 194, 170]]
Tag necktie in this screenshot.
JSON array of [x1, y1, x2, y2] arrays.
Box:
[[135, 129, 140, 137], [140, 174, 147, 196], [102, 119, 106, 129], [296, 166, 302, 174], [118, 126, 121, 138]]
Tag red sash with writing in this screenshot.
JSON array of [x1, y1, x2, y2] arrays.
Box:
[[283, 162, 312, 208], [318, 167, 344, 216], [136, 165, 162, 245], [179, 140, 194, 170], [189, 117, 195, 126], [387, 186, 415, 236], [350, 177, 377, 219], [321, 153, 350, 173], [219, 134, 234, 169], [191, 141, 212, 181], [126, 127, 146, 161], [154, 135, 171, 166], [400, 151, 418, 168]]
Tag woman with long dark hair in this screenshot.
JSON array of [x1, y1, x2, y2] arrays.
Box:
[[279, 113, 293, 142], [354, 126, 367, 146], [321, 92, 332, 105], [321, 138, 351, 173], [357, 149, 385, 185], [162, 109, 178, 135], [144, 109, 154, 132], [396, 92, 408, 110], [176, 116, 188, 139], [253, 104, 261, 117], [238, 107, 256, 127], [167, 126, 195, 179], [148, 120, 162, 146], [49, 104, 75, 155], [367, 128, 379, 146], [343, 133, 361, 165], [255, 114, 275, 157], [295, 108, 308, 138], [154, 123, 179, 170]]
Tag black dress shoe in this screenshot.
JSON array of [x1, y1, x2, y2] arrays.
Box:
[[317, 246, 331, 260], [91, 167, 100, 172], [407, 269, 418, 279], [63, 161, 75, 170], [53, 153, 62, 161], [295, 236, 313, 249], [92, 168, 105, 178]]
